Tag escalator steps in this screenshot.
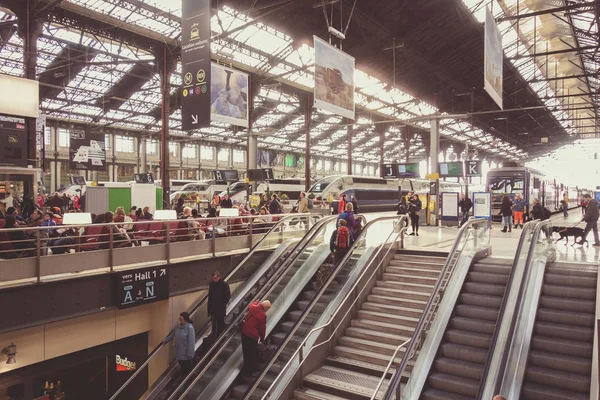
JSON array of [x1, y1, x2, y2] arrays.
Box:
[[521, 268, 596, 400]]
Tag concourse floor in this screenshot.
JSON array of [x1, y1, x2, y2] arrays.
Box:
[[365, 209, 600, 264]]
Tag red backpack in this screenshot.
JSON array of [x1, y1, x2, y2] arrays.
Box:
[[336, 226, 350, 250]]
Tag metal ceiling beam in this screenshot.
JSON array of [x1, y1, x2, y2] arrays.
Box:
[[509, 45, 598, 60], [528, 71, 600, 83], [496, 2, 597, 22]]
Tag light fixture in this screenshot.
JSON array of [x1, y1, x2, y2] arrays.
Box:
[[3, 343, 16, 364]]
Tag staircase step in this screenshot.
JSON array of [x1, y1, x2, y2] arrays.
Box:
[[351, 319, 416, 337], [467, 271, 509, 285], [427, 372, 479, 397], [536, 308, 594, 327], [539, 295, 596, 313], [332, 346, 401, 367], [459, 292, 503, 309], [421, 388, 473, 400], [546, 266, 597, 279], [338, 336, 402, 356], [361, 302, 425, 319], [544, 273, 597, 288], [345, 327, 410, 346], [464, 282, 506, 296], [296, 299, 327, 313], [382, 273, 438, 285], [434, 357, 483, 381], [542, 284, 596, 300], [528, 350, 591, 375], [371, 287, 431, 301], [471, 263, 511, 275], [357, 310, 419, 327], [531, 335, 593, 358], [375, 280, 434, 293], [366, 294, 427, 309], [455, 304, 500, 322], [389, 259, 444, 269], [385, 265, 441, 277], [525, 365, 591, 394], [450, 316, 496, 335], [440, 343, 488, 364], [294, 387, 350, 400], [302, 365, 388, 400], [445, 329, 492, 349], [325, 356, 402, 378], [534, 321, 594, 342], [521, 382, 590, 400]]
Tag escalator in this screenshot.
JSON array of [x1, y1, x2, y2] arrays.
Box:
[[166, 216, 343, 399], [519, 265, 596, 400], [170, 215, 405, 400], [419, 258, 511, 399], [113, 215, 327, 400]]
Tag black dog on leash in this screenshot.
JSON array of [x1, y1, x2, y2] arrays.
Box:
[[553, 226, 587, 246]]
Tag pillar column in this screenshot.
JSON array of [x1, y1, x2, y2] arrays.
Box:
[[156, 45, 176, 206], [302, 95, 312, 191], [248, 137, 257, 170], [17, 0, 42, 167], [140, 138, 148, 174], [346, 120, 353, 175], [430, 118, 440, 225]]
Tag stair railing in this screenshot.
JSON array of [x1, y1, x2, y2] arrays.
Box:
[[255, 215, 409, 400], [382, 217, 491, 400], [110, 214, 320, 400]]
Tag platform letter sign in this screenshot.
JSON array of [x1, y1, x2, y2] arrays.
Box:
[[484, 8, 503, 109], [118, 266, 169, 309], [466, 161, 482, 177], [181, 0, 211, 131]]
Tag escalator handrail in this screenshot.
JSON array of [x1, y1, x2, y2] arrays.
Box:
[[474, 219, 539, 399], [479, 218, 553, 399], [167, 215, 340, 400], [254, 215, 408, 400], [110, 213, 321, 400], [383, 217, 491, 400]]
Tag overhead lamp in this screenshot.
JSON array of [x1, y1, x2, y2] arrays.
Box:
[[3, 343, 16, 364]]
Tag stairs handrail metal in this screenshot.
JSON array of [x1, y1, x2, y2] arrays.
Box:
[[255, 215, 409, 400], [369, 339, 411, 400], [111, 213, 323, 400], [167, 215, 344, 400], [383, 217, 491, 400], [479, 218, 555, 399]]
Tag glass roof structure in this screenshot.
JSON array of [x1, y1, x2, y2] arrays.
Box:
[[2, 0, 591, 166]]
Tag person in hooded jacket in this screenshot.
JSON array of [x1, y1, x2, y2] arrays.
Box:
[[163, 312, 196, 378], [241, 300, 271, 376], [337, 202, 356, 234], [208, 271, 231, 338], [500, 195, 513, 232]]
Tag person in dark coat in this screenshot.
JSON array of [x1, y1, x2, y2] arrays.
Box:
[[21, 195, 36, 220], [530, 198, 544, 221], [207, 271, 231, 338], [579, 194, 600, 246], [459, 194, 473, 227], [500, 195, 513, 233]]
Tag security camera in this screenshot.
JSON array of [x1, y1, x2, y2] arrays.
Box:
[[3, 343, 16, 364]]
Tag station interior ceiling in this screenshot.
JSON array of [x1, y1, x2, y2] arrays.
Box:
[[0, 0, 597, 166]]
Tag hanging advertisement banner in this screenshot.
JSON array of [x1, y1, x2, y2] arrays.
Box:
[[211, 63, 249, 128], [0, 114, 27, 167], [69, 130, 107, 171], [484, 8, 503, 109], [313, 36, 355, 120], [181, 0, 211, 131]]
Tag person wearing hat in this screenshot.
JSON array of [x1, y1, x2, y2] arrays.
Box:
[[578, 193, 600, 246], [241, 299, 271, 376]]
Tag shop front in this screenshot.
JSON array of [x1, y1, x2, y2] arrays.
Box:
[[0, 333, 148, 400], [0, 167, 39, 215]]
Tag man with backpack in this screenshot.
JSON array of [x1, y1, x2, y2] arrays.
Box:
[[298, 192, 310, 213], [330, 219, 354, 265]]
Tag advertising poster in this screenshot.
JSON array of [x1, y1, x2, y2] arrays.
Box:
[[211, 63, 249, 128], [0, 114, 27, 167], [484, 8, 503, 109], [69, 130, 106, 171], [473, 192, 492, 220], [181, 0, 211, 130], [313, 36, 355, 120], [441, 192, 459, 219]]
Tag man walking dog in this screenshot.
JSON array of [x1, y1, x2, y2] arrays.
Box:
[[578, 194, 600, 246]]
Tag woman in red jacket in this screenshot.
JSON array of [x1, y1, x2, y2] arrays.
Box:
[[241, 300, 271, 376]]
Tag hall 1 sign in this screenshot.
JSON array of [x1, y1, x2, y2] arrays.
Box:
[[118, 266, 169, 309], [466, 161, 482, 177], [181, 0, 211, 131]]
